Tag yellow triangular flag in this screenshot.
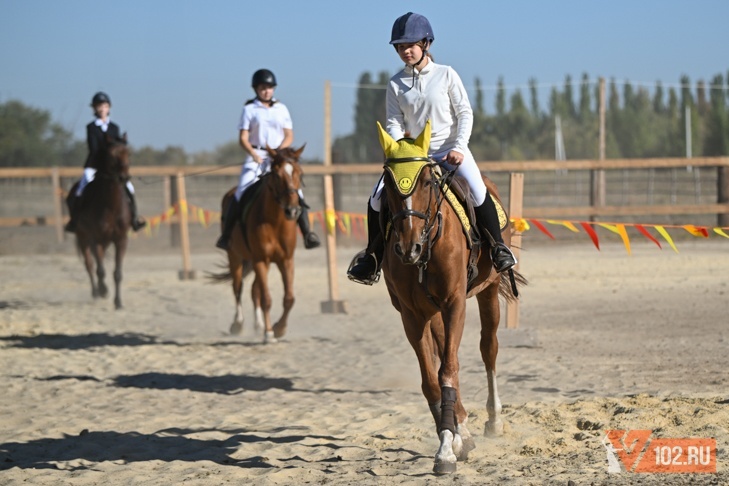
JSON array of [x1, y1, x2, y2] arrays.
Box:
[[655, 226, 678, 253], [325, 209, 336, 235]]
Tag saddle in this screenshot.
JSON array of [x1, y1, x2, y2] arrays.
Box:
[[384, 160, 509, 249], [236, 176, 267, 250]]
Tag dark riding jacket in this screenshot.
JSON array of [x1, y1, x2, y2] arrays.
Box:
[[84, 121, 121, 168]]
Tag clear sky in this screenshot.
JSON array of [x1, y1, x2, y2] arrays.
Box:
[[1, 0, 727, 161]]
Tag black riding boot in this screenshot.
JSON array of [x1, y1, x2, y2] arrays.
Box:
[[297, 206, 321, 249], [216, 197, 240, 250], [64, 191, 77, 233], [474, 195, 517, 273], [347, 204, 384, 285], [125, 187, 146, 232]]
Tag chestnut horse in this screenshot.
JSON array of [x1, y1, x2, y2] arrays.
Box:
[[213, 146, 306, 343], [376, 123, 525, 474], [72, 134, 132, 309]]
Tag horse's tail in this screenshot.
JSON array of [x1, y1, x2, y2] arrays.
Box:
[[499, 268, 528, 302], [205, 260, 253, 284]]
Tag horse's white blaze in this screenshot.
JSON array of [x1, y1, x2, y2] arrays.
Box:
[[405, 196, 415, 231], [284, 163, 294, 177]]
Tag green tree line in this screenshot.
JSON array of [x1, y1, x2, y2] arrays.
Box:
[[2, 70, 727, 168], [0, 100, 252, 168], [332, 71, 729, 163]]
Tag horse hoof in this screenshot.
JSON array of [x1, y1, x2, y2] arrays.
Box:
[[433, 459, 457, 475], [454, 434, 476, 461], [230, 321, 243, 336], [455, 423, 476, 461], [273, 322, 287, 338], [484, 419, 504, 437], [264, 331, 277, 344], [114, 302, 122, 310]]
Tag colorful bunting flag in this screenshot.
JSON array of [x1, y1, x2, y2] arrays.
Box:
[[132, 204, 729, 255]]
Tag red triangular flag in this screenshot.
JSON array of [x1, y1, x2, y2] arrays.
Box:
[[580, 222, 600, 250]]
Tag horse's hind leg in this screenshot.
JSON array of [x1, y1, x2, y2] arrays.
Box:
[[476, 284, 504, 436], [272, 257, 294, 339], [113, 237, 127, 309]]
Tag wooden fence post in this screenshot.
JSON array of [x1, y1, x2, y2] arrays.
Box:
[[169, 175, 180, 247], [176, 172, 195, 280], [720, 166, 729, 227], [505, 172, 524, 329], [320, 80, 348, 314], [51, 167, 64, 243], [590, 77, 606, 221]]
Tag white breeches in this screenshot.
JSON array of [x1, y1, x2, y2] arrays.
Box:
[[234, 154, 304, 202], [235, 155, 270, 201], [368, 147, 487, 211], [76, 167, 135, 196]]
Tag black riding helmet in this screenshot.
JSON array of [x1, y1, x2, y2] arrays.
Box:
[[251, 69, 277, 88], [91, 91, 111, 106]]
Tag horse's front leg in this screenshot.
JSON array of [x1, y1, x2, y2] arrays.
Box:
[[81, 244, 99, 298], [427, 313, 475, 464], [252, 261, 274, 343], [476, 284, 504, 436], [228, 255, 245, 335], [93, 243, 108, 298], [433, 296, 467, 475], [112, 237, 127, 309], [272, 257, 295, 338]]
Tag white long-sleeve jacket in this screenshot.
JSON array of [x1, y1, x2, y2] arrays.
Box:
[[386, 61, 473, 156]]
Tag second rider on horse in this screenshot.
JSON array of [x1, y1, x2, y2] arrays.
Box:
[[216, 69, 320, 251]]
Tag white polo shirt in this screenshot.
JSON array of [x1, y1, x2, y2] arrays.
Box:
[[238, 98, 293, 149], [386, 61, 473, 156]]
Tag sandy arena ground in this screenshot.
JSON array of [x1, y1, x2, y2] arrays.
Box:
[[0, 227, 727, 485]]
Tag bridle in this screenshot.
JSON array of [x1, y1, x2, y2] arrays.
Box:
[[96, 146, 130, 184], [267, 157, 303, 219], [385, 157, 457, 279]]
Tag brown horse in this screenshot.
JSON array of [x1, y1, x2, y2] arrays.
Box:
[[376, 123, 525, 474], [214, 145, 306, 343], [72, 134, 132, 309]]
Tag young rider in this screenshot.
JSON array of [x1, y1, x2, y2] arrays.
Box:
[[348, 12, 516, 284], [65, 91, 146, 232], [216, 69, 320, 250]]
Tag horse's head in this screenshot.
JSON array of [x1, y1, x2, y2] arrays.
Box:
[[265, 144, 305, 220], [378, 120, 441, 265], [97, 133, 130, 182]]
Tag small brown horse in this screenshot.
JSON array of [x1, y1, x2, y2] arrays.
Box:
[[214, 145, 306, 343], [72, 134, 132, 309], [376, 123, 525, 474]]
